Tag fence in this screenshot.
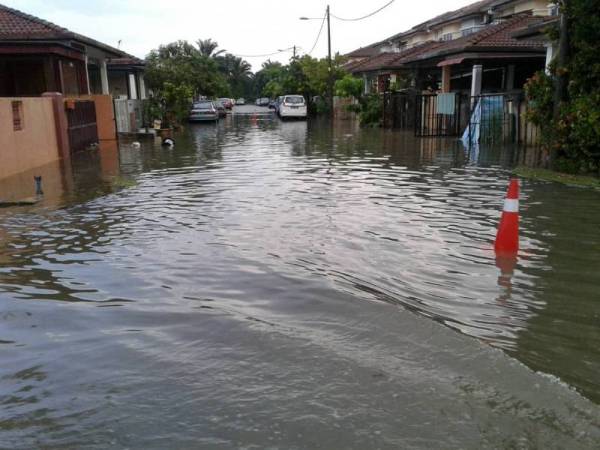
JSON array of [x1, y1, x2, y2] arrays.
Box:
[[383, 92, 415, 129], [383, 90, 542, 148], [114, 98, 144, 133], [65, 99, 98, 152], [463, 93, 542, 149], [415, 93, 464, 137], [383, 91, 465, 137]]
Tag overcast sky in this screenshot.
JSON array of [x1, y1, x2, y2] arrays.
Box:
[[5, 0, 476, 70]]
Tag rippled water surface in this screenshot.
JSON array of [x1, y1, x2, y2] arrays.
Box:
[[1, 112, 599, 449]]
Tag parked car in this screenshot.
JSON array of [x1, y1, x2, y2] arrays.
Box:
[[268, 99, 278, 109], [258, 97, 270, 107], [189, 101, 219, 122], [219, 98, 233, 110], [213, 100, 227, 118], [278, 95, 307, 120], [235, 98, 246, 105]]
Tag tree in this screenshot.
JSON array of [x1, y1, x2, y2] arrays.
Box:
[[197, 38, 226, 58], [254, 54, 347, 113], [524, 0, 600, 173], [217, 54, 253, 98], [145, 40, 228, 125]]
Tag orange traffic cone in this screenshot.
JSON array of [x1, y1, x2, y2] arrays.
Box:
[[494, 178, 519, 255]]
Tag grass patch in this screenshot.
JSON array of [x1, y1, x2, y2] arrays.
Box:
[[111, 176, 138, 190], [513, 166, 600, 189]]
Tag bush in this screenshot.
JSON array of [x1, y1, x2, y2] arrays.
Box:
[[522, 1, 600, 175], [358, 94, 382, 127]]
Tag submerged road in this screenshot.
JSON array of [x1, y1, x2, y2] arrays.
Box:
[[0, 115, 599, 448]]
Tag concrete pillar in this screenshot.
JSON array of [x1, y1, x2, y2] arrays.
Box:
[[139, 74, 147, 100], [100, 59, 109, 95], [84, 55, 91, 95], [128, 73, 138, 100], [441, 65, 451, 93], [506, 64, 515, 91], [42, 92, 71, 159], [471, 64, 483, 101]]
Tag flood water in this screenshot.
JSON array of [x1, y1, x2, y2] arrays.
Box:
[[1, 110, 599, 449]]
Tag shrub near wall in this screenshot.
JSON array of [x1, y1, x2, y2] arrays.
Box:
[[525, 0, 600, 174]]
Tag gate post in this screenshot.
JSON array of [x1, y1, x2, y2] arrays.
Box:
[[42, 92, 71, 160], [470, 65, 483, 107]]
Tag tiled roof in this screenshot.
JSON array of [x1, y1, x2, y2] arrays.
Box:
[[345, 43, 384, 58], [0, 3, 68, 38], [348, 52, 401, 73], [349, 41, 445, 74], [0, 3, 125, 57], [349, 14, 546, 73], [108, 55, 145, 67], [407, 14, 546, 62]]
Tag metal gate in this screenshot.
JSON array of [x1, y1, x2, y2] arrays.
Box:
[[415, 93, 463, 137], [66, 100, 98, 152], [114, 99, 144, 133], [466, 94, 520, 146], [383, 92, 414, 129]]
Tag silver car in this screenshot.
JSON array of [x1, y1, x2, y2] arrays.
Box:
[[189, 101, 219, 122]]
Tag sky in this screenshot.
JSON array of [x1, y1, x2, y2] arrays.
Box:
[[4, 0, 476, 70]]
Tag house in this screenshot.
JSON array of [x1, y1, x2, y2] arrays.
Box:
[[107, 55, 147, 100], [347, 0, 556, 96], [0, 3, 147, 101], [0, 3, 148, 186]]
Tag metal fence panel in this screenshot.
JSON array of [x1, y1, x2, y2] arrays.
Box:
[[415, 93, 463, 137]]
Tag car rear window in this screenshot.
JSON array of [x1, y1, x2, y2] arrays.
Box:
[[193, 102, 213, 109], [284, 96, 304, 104]]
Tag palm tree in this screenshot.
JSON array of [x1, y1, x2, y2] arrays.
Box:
[[197, 38, 225, 58]]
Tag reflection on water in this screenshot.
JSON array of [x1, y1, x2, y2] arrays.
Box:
[[1, 114, 599, 448]]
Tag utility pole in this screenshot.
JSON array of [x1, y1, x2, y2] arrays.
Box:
[[326, 4, 334, 119], [293, 45, 297, 59]]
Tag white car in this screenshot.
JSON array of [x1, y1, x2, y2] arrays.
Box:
[[235, 98, 246, 105], [278, 95, 307, 120]]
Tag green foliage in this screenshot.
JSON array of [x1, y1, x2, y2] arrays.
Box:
[[163, 82, 194, 126], [513, 166, 600, 188], [142, 96, 163, 127], [358, 94, 382, 127], [334, 75, 382, 126], [197, 38, 226, 58], [216, 53, 253, 98], [524, 1, 600, 174], [335, 75, 363, 99], [145, 40, 228, 125], [524, 71, 554, 127], [253, 54, 348, 114]]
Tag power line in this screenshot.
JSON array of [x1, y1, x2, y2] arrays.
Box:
[[331, 0, 395, 22], [307, 12, 327, 55], [233, 47, 294, 58]]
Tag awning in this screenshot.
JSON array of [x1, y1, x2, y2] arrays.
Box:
[[437, 57, 465, 67]]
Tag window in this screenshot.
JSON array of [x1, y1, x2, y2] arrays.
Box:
[[12, 100, 23, 131], [440, 33, 453, 41]]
